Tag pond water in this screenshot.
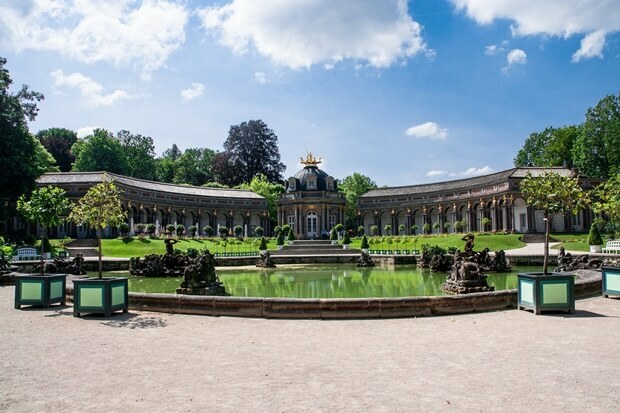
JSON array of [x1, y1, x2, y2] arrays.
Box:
[[96, 265, 541, 299]]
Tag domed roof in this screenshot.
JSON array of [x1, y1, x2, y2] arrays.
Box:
[[286, 153, 337, 193]]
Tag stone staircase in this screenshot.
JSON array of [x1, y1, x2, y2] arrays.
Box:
[[65, 239, 99, 257], [270, 240, 360, 256]]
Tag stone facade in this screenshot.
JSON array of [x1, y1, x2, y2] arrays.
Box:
[[356, 167, 596, 236], [278, 153, 346, 239], [33, 172, 269, 238]]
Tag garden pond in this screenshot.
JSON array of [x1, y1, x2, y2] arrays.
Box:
[[91, 265, 541, 299]]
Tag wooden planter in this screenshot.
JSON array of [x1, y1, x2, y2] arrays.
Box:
[[602, 267, 620, 298], [14, 274, 67, 309], [73, 277, 129, 317], [518, 272, 575, 315]]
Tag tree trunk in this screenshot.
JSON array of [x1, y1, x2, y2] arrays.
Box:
[[98, 228, 103, 279], [40, 226, 45, 276], [543, 214, 550, 275]]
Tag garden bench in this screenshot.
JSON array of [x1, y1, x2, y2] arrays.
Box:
[[13, 247, 41, 261], [602, 241, 620, 254]]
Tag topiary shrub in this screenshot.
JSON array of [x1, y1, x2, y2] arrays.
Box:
[[588, 222, 603, 245], [254, 226, 264, 237], [287, 228, 295, 242], [360, 235, 369, 249], [357, 226, 365, 236], [203, 225, 214, 237], [258, 236, 268, 251]]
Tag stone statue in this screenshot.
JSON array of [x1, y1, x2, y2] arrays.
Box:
[[177, 250, 227, 296], [442, 235, 495, 294], [356, 250, 375, 267], [256, 251, 276, 268], [164, 237, 178, 255], [462, 233, 475, 255]]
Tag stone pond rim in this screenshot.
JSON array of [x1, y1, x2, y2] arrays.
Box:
[[61, 269, 602, 319]]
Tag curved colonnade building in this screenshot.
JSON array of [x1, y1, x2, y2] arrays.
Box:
[[35, 172, 269, 238], [28, 163, 595, 240]]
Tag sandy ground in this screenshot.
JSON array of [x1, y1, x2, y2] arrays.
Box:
[[1, 285, 619, 413]]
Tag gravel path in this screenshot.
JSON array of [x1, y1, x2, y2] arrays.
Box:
[[1, 285, 619, 413]]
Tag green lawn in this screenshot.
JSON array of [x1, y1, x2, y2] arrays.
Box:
[[101, 237, 277, 258], [44, 232, 603, 258]]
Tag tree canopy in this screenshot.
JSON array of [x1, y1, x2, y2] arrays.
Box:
[[592, 172, 620, 233], [0, 56, 57, 224], [236, 174, 285, 222], [72, 129, 129, 175], [37, 127, 78, 172], [514, 126, 579, 168], [213, 120, 285, 186], [572, 91, 620, 179], [339, 172, 377, 228], [116, 130, 157, 180]]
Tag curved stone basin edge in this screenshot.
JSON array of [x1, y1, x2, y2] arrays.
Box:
[[64, 270, 602, 319]]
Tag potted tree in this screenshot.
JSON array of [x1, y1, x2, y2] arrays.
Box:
[[258, 237, 268, 254], [384, 224, 392, 236], [454, 220, 465, 233], [444, 221, 451, 233], [357, 226, 365, 237], [342, 231, 351, 249], [166, 224, 176, 236], [423, 223, 431, 235], [234, 225, 244, 239], [276, 231, 285, 250], [370, 225, 378, 236], [188, 225, 198, 238], [176, 224, 185, 238], [587, 221, 603, 253], [254, 226, 264, 237], [69, 177, 129, 317], [330, 228, 338, 245], [410, 224, 418, 235], [135, 223, 146, 238], [287, 227, 296, 245], [218, 226, 228, 239], [517, 171, 589, 315], [481, 217, 491, 232], [15, 186, 69, 309], [360, 235, 370, 253], [203, 225, 214, 238], [146, 223, 156, 237]]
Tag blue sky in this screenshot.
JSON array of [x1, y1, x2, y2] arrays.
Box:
[[1, 0, 619, 186]]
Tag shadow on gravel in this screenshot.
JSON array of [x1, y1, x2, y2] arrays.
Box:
[[100, 313, 168, 329]]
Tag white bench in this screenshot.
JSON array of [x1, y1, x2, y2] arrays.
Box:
[[13, 247, 41, 261], [602, 241, 620, 254]]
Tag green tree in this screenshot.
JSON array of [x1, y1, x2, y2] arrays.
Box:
[[213, 119, 285, 186], [237, 174, 285, 222], [514, 126, 580, 168], [339, 173, 377, 227], [520, 172, 589, 274], [17, 186, 69, 275], [116, 130, 157, 180], [592, 172, 620, 234], [174, 147, 216, 186], [573, 92, 620, 179], [155, 144, 182, 183], [72, 129, 129, 174], [0, 57, 57, 224], [69, 177, 127, 278], [37, 127, 78, 172]]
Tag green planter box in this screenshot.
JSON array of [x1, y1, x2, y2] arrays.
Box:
[[14, 274, 67, 309], [602, 267, 620, 298], [518, 272, 575, 315], [73, 277, 129, 318]]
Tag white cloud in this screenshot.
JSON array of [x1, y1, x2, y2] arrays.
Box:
[[572, 30, 606, 62], [449, 166, 494, 177], [450, 0, 620, 61], [426, 170, 448, 177], [77, 126, 99, 139], [197, 0, 430, 70], [405, 122, 448, 140], [0, 0, 189, 78], [502, 48, 527, 72], [51, 69, 138, 106], [181, 82, 205, 101], [254, 72, 267, 84]]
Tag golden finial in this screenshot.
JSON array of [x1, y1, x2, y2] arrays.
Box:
[[300, 151, 322, 166]]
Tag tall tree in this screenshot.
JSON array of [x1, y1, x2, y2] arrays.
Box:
[[72, 128, 129, 175], [339, 173, 377, 228], [17, 186, 69, 275], [592, 172, 620, 233], [236, 174, 285, 222], [572, 91, 620, 179], [69, 177, 126, 278], [514, 125, 580, 168], [213, 120, 285, 186], [0, 56, 57, 225], [36, 127, 78, 172], [174, 147, 216, 186], [520, 172, 589, 274], [155, 144, 182, 183], [116, 130, 157, 180]]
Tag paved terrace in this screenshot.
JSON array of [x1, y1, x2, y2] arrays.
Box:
[[1, 285, 619, 412]]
